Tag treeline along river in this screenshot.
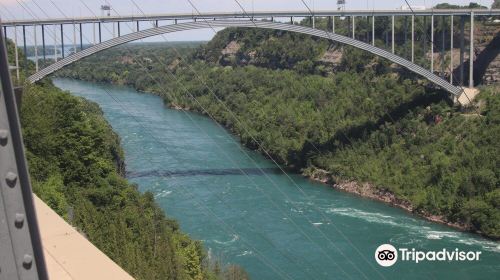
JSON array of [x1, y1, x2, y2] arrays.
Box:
[[53, 78, 500, 280]]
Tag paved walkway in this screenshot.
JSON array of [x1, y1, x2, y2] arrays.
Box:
[[34, 195, 134, 280]]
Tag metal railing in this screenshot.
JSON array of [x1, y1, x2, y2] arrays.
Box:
[[2, 8, 500, 26]]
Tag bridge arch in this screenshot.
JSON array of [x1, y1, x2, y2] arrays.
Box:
[[28, 20, 462, 96]]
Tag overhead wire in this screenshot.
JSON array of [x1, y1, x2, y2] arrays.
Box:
[[78, 1, 349, 277], [129, 0, 390, 278], [120, 0, 376, 278], [9, 2, 295, 279], [26, 0, 332, 276], [11, 8, 364, 280], [125, 1, 376, 278], [9, 0, 440, 276], [12, 0, 492, 278]]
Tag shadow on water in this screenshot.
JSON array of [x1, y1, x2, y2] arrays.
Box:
[[126, 167, 283, 179]]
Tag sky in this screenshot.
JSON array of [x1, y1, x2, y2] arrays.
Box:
[[0, 0, 495, 43]]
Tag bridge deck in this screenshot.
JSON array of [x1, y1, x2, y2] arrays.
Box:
[[35, 195, 134, 280], [2, 9, 500, 26]]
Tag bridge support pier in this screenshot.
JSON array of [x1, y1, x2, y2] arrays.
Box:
[[391, 15, 395, 54], [118, 22, 121, 37], [41, 25, 46, 62], [312, 16, 315, 29], [332, 16, 335, 33], [53, 25, 57, 62], [450, 15, 453, 84], [469, 11, 474, 88], [423, 16, 427, 56], [60, 24, 64, 58], [372, 16, 375, 46], [22, 25, 27, 73], [73, 23, 77, 54], [404, 16, 408, 57], [34, 25, 38, 72], [411, 15, 414, 62], [14, 25, 19, 80], [352, 16, 355, 39], [93, 23, 96, 45], [79, 23, 83, 50], [441, 16, 445, 78], [459, 16, 465, 86], [98, 22, 102, 43], [431, 15, 434, 73], [366, 17, 369, 42]]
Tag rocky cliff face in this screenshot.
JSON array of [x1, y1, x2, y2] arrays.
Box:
[[215, 22, 500, 85], [476, 24, 500, 85], [483, 56, 500, 85], [449, 22, 500, 86]]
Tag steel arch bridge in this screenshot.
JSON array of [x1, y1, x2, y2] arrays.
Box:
[[28, 20, 462, 96]]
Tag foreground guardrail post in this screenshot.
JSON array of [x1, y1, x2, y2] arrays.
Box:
[[0, 23, 48, 280]]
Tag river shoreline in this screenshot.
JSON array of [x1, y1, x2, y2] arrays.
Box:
[[304, 167, 500, 241], [54, 77, 496, 241], [166, 103, 497, 240], [171, 103, 495, 240]]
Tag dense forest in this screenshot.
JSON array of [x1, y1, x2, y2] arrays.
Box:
[[7, 40, 248, 279], [55, 4, 499, 239]]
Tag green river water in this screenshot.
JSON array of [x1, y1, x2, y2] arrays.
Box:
[[53, 78, 499, 280]]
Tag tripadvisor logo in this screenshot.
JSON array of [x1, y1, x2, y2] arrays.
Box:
[[375, 244, 398, 267], [375, 244, 482, 267]]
